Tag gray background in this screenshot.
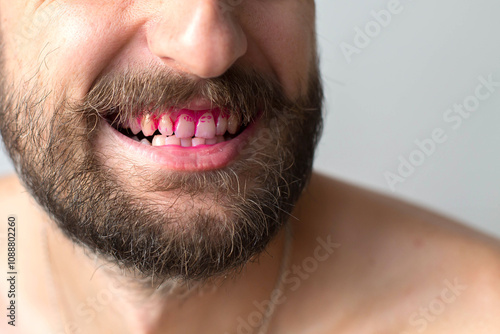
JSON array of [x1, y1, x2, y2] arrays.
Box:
[[1, 0, 499, 236]]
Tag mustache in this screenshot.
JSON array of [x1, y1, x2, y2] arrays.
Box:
[[68, 64, 296, 128]]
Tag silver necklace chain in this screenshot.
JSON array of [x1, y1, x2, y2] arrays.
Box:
[[257, 224, 293, 334]]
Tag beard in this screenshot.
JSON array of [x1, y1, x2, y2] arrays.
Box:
[[0, 57, 323, 287]]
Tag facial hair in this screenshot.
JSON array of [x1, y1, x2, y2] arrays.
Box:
[[0, 58, 323, 287]]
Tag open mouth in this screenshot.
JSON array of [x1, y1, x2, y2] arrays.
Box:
[[107, 108, 249, 148]]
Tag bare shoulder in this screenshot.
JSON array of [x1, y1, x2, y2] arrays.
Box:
[[297, 172, 500, 333], [0, 174, 51, 334], [0, 174, 24, 200], [0, 174, 34, 214], [0, 173, 20, 188]]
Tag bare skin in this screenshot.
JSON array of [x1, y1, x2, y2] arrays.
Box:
[[1, 172, 500, 334], [1, 1, 500, 333]]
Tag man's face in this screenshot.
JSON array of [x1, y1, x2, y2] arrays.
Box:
[[0, 0, 322, 284]]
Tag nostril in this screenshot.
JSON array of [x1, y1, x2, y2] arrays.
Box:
[[147, 3, 247, 79]]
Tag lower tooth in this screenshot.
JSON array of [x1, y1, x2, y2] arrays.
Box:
[[180, 138, 192, 147], [192, 137, 206, 147], [205, 137, 217, 145], [152, 135, 166, 147], [165, 136, 181, 146], [140, 138, 151, 146]]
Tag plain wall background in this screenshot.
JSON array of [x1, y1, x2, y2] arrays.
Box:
[[1, 0, 499, 236]]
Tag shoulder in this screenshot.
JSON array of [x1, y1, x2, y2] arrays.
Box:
[[297, 172, 500, 333], [302, 172, 500, 262], [0, 174, 36, 215], [0, 174, 59, 333], [0, 174, 31, 220], [0, 173, 21, 189], [0, 174, 24, 201]]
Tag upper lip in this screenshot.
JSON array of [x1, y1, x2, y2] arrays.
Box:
[[178, 97, 216, 111]]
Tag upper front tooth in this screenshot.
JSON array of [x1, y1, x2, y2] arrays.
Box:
[[158, 114, 173, 135], [141, 113, 156, 137], [174, 113, 195, 138], [216, 113, 228, 135], [227, 114, 240, 135], [195, 112, 216, 139]]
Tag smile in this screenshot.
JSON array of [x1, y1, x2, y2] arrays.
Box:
[[100, 107, 258, 171]]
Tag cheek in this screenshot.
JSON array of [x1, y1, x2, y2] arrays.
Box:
[[242, 1, 316, 99], [0, 2, 65, 80], [0, 1, 135, 99]]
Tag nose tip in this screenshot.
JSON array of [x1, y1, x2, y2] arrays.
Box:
[[148, 2, 247, 79]]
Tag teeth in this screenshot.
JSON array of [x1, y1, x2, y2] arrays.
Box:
[[216, 113, 228, 135], [152, 135, 166, 147], [165, 136, 181, 146], [195, 112, 216, 138], [227, 114, 240, 135], [141, 113, 156, 137], [140, 138, 151, 146], [180, 138, 192, 147], [126, 109, 243, 147], [130, 118, 142, 135], [174, 113, 195, 139], [192, 137, 206, 147], [158, 114, 173, 136]]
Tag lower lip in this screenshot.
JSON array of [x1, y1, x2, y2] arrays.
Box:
[[99, 119, 257, 171]]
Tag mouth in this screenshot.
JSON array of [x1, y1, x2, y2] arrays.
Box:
[[99, 107, 258, 171], [108, 108, 249, 147]]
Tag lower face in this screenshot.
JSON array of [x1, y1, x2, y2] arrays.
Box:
[[0, 1, 323, 285]]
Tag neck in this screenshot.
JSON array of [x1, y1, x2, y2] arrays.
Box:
[[42, 219, 291, 334]]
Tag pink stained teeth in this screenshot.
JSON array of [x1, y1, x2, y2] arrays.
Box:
[[122, 109, 244, 148], [195, 112, 216, 139], [216, 113, 228, 135], [158, 114, 173, 136], [141, 114, 156, 137], [227, 114, 240, 135], [130, 118, 141, 135], [174, 113, 195, 139], [152, 135, 166, 147]]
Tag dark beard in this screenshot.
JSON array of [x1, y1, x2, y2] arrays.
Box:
[[0, 60, 323, 287]]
